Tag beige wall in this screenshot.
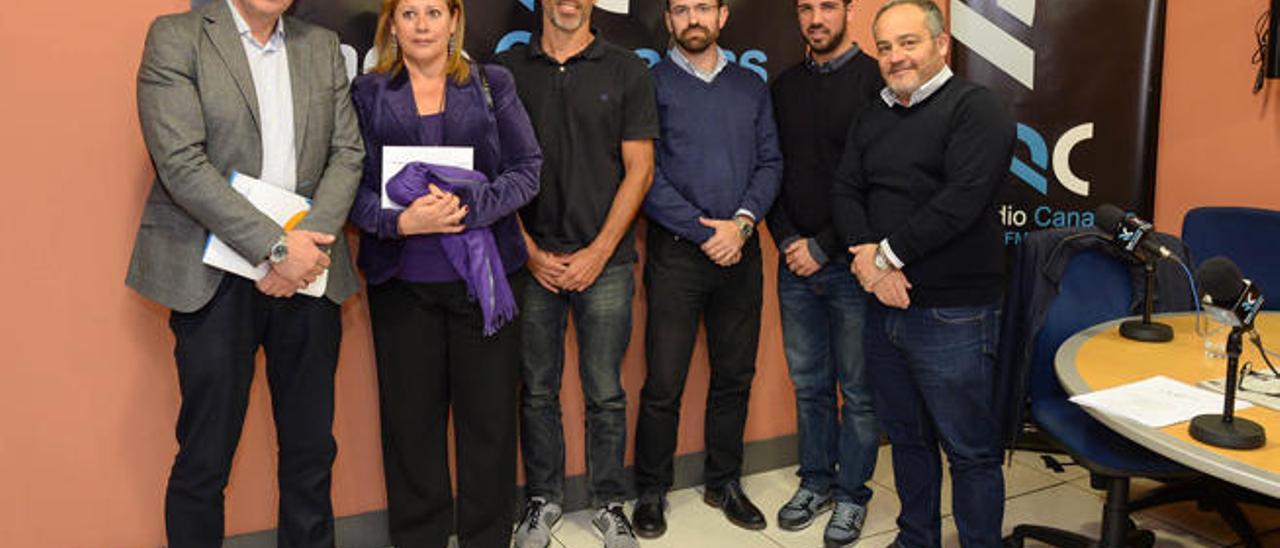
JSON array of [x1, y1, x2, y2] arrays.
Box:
[[2, 0, 1275, 545]]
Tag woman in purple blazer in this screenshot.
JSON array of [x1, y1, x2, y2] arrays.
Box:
[[348, 0, 541, 545]]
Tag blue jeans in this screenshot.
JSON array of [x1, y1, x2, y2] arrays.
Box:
[[777, 263, 878, 505], [866, 301, 1004, 548], [520, 263, 635, 506]]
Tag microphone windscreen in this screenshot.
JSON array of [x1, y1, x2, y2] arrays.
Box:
[[1197, 256, 1247, 307], [1095, 204, 1127, 233]]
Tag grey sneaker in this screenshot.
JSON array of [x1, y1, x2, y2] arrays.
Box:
[[592, 503, 640, 548], [777, 487, 833, 531], [514, 497, 562, 548], [823, 502, 867, 548]]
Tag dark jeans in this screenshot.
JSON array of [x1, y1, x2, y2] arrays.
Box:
[[866, 301, 1004, 548], [520, 263, 635, 506], [367, 273, 526, 548], [635, 224, 762, 494], [777, 263, 878, 505], [165, 276, 340, 548]]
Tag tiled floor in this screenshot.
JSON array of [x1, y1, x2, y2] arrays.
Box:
[[542, 447, 1280, 548]]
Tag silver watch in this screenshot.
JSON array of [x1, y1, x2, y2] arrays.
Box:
[[873, 246, 890, 271], [268, 235, 289, 264], [734, 217, 754, 240]]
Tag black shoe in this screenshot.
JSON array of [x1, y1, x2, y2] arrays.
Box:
[[703, 480, 767, 530], [632, 493, 667, 539]]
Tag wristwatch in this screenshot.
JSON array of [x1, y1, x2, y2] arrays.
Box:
[[733, 217, 754, 240], [268, 235, 289, 264], [873, 246, 890, 271]]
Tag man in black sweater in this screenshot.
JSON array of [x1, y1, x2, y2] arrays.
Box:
[[767, 1, 883, 546], [831, 1, 1014, 547]]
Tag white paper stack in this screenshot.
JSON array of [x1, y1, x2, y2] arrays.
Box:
[[1069, 375, 1251, 428]]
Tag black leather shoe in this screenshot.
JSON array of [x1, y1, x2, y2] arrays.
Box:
[[703, 480, 767, 530], [632, 493, 667, 539]]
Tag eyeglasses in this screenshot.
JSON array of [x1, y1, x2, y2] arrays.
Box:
[[1237, 361, 1280, 397], [668, 3, 717, 18]]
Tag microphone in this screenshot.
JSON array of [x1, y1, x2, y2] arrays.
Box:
[[1189, 255, 1267, 449], [1094, 204, 1174, 342], [1197, 256, 1265, 330], [1095, 204, 1172, 261]]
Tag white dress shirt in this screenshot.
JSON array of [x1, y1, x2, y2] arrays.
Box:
[[227, 0, 297, 192]]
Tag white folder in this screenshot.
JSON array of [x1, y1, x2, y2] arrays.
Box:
[[201, 172, 327, 297]]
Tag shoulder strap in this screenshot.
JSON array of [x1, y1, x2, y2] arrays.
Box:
[[473, 63, 494, 112]]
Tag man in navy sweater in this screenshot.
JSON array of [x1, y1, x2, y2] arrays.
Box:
[[769, 0, 884, 546], [631, 0, 782, 538], [831, 1, 1014, 547]]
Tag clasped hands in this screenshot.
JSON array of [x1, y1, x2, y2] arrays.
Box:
[[699, 216, 748, 267], [849, 243, 912, 309], [527, 243, 610, 294], [398, 183, 468, 236], [783, 238, 821, 277], [257, 229, 334, 298]]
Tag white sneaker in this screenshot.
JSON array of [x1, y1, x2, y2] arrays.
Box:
[[514, 497, 562, 548], [592, 503, 639, 548]]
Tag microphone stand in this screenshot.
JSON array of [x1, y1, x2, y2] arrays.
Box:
[[1119, 257, 1174, 342], [1190, 327, 1267, 449]]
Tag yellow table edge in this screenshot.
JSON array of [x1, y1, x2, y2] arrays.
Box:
[[1054, 313, 1280, 499]]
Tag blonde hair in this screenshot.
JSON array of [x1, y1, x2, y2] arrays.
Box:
[[370, 0, 471, 83]]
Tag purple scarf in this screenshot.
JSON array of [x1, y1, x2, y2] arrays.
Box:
[[387, 162, 517, 336]]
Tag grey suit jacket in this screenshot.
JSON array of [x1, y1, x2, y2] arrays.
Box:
[[127, 0, 363, 312]]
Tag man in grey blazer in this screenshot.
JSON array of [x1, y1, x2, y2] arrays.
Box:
[[127, 0, 362, 546]]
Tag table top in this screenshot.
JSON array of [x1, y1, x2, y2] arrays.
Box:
[[1055, 313, 1280, 498]]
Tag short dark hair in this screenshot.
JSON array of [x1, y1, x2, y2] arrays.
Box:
[[874, 0, 946, 37]]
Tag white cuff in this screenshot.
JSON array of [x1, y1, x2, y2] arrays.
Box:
[[734, 209, 756, 222]]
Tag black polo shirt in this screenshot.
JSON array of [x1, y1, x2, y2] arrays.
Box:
[[497, 35, 660, 265]]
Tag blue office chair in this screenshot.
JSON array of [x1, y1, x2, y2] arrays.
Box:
[[1007, 249, 1260, 547], [1182, 207, 1280, 310]]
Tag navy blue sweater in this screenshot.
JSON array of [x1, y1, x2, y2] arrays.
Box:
[[643, 58, 782, 243]]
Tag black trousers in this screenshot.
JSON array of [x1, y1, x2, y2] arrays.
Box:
[[165, 276, 341, 548], [634, 224, 763, 494], [367, 273, 525, 548]]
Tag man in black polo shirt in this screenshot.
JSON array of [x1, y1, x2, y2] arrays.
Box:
[[497, 2, 659, 547], [768, 0, 883, 546], [831, 1, 1013, 547]]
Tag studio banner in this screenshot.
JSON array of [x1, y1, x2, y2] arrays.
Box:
[[949, 0, 1167, 244]]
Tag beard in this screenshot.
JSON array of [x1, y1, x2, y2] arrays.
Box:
[[886, 80, 919, 99], [675, 25, 718, 54], [805, 24, 847, 56], [547, 1, 589, 33]]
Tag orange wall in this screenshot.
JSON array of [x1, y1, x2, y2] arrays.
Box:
[[0, 1, 390, 544], [3, 0, 1274, 546], [1153, 0, 1280, 230]]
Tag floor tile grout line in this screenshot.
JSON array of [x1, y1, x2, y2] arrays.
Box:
[[1134, 510, 1230, 548], [1001, 478, 1074, 503], [755, 528, 790, 548]]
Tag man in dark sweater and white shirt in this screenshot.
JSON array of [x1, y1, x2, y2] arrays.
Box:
[[768, 0, 884, 546], [631, 0, 782, 538], [831, 1, 1014, 547]]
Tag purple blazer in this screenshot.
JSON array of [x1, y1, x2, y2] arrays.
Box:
[[348, 65, 542, 285]]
